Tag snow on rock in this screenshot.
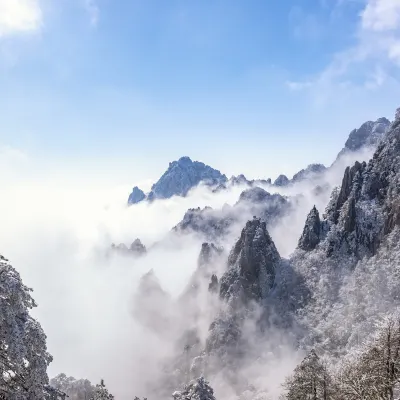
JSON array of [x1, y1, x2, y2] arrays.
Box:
[[298, 206, 321, 251], [149, 156, 227, 200], [336, 117, 391, 160], [219, 217, 281, 306]]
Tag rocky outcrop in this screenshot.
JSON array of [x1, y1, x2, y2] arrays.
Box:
[[219, 217, 280, 306], [127, 186, 146, 205], [336, 117, 390, 160], [298, 206, 321, 251], [297, 109, 400, 259], [274, 174, 289, 187]]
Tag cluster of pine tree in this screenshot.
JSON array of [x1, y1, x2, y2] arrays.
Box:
[[282, 314, 400, 400]]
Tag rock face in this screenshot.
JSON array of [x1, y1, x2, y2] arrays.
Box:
[[219, 218, 281, 306], [298, 206, 321, 251], [127, 186, 146, 205], [149, 156, 227, 199], [274, 174, 290, 186], [297, 110, 400, 260], [336, 117, 390, 160], [292, 164, 327, 183]]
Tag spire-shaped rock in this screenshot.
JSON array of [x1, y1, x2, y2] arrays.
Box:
[[129, 238, 146, 256], [219, 217, 280, 306], [198, 242, 224, 268], [335, 161, 365, 218], [127, 186, 146, 205], [298, 206, 321, 251]]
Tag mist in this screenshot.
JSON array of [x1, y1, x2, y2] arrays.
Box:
[[0, 144, 374, 399]]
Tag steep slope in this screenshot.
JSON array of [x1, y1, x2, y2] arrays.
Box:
[[290, 109, 400, 354], [335, 117, 390, 161], [127, 186, 146, 205]]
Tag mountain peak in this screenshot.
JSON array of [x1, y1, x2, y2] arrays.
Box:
[[336, 117, 391, 160], [274, 174, 290, 186], [128, 156, 227, 203], [220, 217, 280, 306], [298, 205, 321, 251], [127, 186, 146, 205]]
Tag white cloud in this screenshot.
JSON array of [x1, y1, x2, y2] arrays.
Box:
[[362, 0, 400, 31], [0, 0, 42, 37], [84, 0, 99, 27], [286, 0, 400, 104]]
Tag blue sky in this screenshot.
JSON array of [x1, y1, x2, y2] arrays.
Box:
[[1, 0, 400, 184]]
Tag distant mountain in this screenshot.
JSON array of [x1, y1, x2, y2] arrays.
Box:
[[335, 117, 390, 160], [127, 156, 227, 204], [292, 163, 327, 183], [274, 174, 290, 186], [127, 186, 146, 205], [173, 187, 291, 242]]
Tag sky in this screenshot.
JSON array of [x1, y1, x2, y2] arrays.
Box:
[[1, 0, 400, 185]]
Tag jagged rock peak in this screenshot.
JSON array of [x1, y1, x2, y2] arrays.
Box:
[[127, 186, 146, 205], [220, 217, 280, 305], [130, 238, 146, 255], [274, 174, 290, 186], [198, 243, 223, 268], [345, 118, 390, 151], [298, 206, 321, 251], [148, 156, 227, 200], [292, 164, 327, 183], [334, 161, 366, 220], [229, 174, 252, 186], [335, 117, 391, 161]]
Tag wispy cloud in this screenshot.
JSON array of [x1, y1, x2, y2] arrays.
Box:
[[287, 0, 400, 102], [84, 0, 99, 27], [0, 0, 42, 37]]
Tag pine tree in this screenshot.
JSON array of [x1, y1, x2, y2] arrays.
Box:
[[90, 379, 114, 400], [172, 377, 216, 400]]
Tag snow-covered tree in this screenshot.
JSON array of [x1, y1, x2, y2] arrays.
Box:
[[50, 373, 95, 399], [172, 377, 216, 400], [90, 380, 114, 400], [283, 350, 332, 400], [336, 315, 400, 400], [0, 255, 52, 399]]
